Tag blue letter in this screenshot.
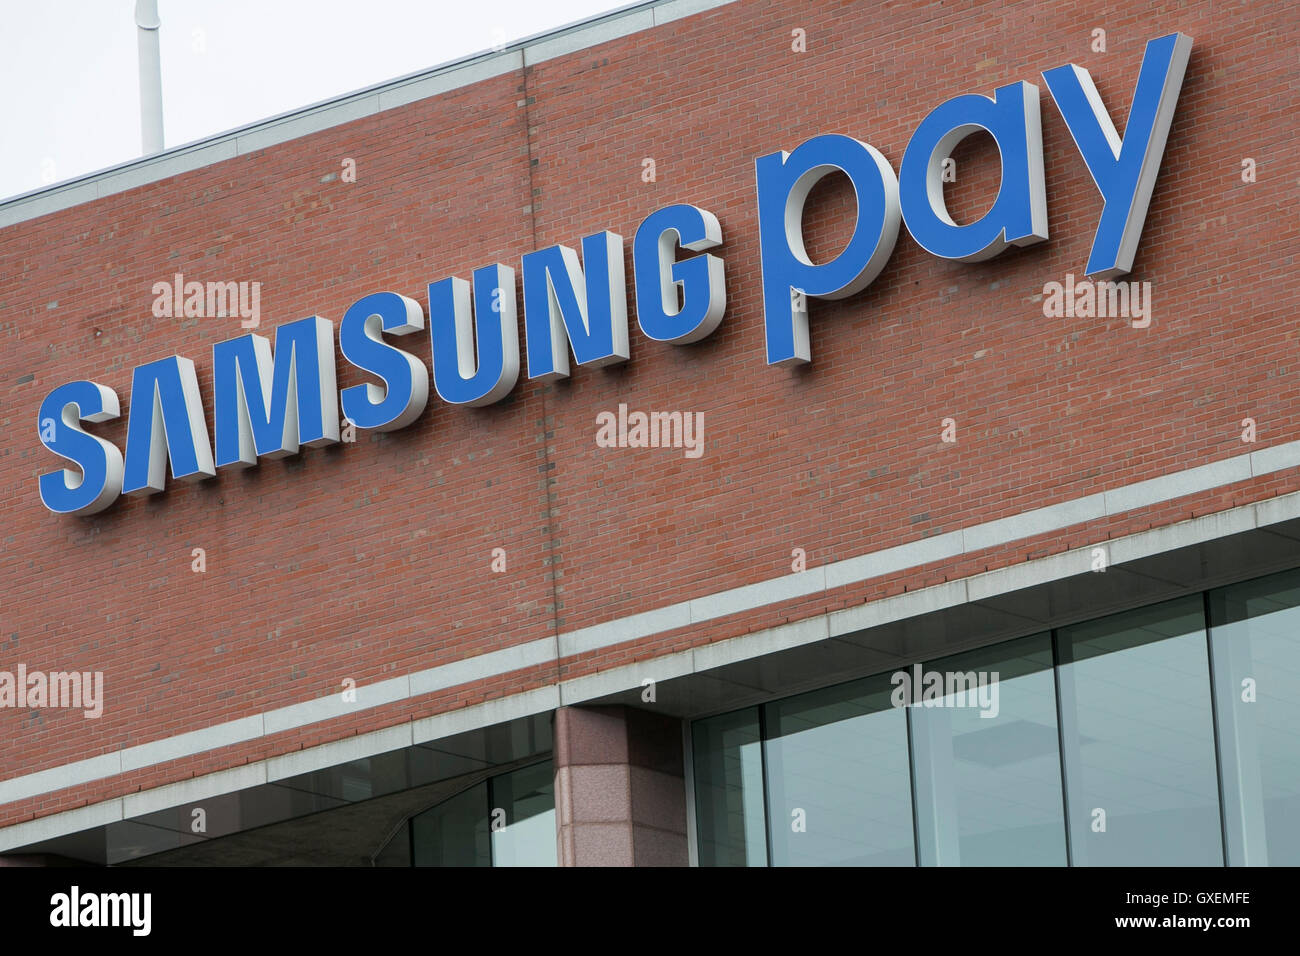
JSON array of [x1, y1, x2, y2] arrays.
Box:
[[899, 81, 1048, 262], [522, 231, 628, 381], [213, 316, 339, 468], [755, 134, 900, 366], [37, 381, 123, 516], [122, 356, 216, 495], [633, 204, 726, 344], [428, 264, 520, 406], [339, 292, 429, 430], [1043, 33, 1193, 278]]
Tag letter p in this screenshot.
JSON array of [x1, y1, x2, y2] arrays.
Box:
[[754, 134, 900, 366]]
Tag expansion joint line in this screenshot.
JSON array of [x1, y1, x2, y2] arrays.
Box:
[[519, 64, 564, 661]]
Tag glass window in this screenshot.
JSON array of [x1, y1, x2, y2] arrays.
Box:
[[489, 761, 558, 867], [411, 781, 490, 867], [1209, 569, 1300, 865], [692, 707, 767, 866], [909, 634, 1067, 865], [408, 760, 556, 866], [764, 674, 915, 866], [1056, 596, 1223, 865], [690, 569, 1300, 867]]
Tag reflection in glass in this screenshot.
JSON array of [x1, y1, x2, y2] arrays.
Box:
[[409, 760, 556, 866], [1210, 569, 1300, 865], [764, 675, 915, 866], [490, 761, 558, 867], [411, 781, 490, 867], [1057, 597, 1223, 866], [692, 708, 766, 866], [910, 634, 1067, 865]]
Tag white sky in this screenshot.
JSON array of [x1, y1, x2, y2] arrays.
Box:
[[0, 0, 634, 200]]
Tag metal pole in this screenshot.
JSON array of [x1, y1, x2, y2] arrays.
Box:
[[135, 0, 164, 154]]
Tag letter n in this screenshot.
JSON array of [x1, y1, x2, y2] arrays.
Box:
[[521, 232, 628, 382]]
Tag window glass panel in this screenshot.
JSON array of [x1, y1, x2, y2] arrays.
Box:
[[764, 674, 914, 866], [1209, 568, 1300, 865], [489, 761, 558, 867], [909, 633, 1067, 865], [1057, 596, 1223, 865], [411, 781, 490, 867], [692, 707, 766, 866], [373, 821, 411, 867]]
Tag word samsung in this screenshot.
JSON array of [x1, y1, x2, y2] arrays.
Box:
[[38, 34, 1191, 516]]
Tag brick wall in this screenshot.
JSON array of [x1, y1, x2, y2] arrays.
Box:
[[1, 0, 1296, 829]]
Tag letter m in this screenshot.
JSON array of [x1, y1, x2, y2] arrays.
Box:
[[1098, 280, 1128, 316], [50, 672, 81, 709], [946, 671, 977, 704], [213, 315, 339, 467], [206, 281, 239, 318], [101, 893, 130, 926], [650, 410, 681, 449]]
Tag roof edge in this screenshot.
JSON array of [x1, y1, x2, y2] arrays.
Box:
[[0, 0, 735, 230]]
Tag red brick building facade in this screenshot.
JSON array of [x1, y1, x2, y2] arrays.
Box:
[[1, 0, 1296, 865]]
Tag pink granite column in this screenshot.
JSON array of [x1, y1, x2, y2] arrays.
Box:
[[553, 705, 689, 866]]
